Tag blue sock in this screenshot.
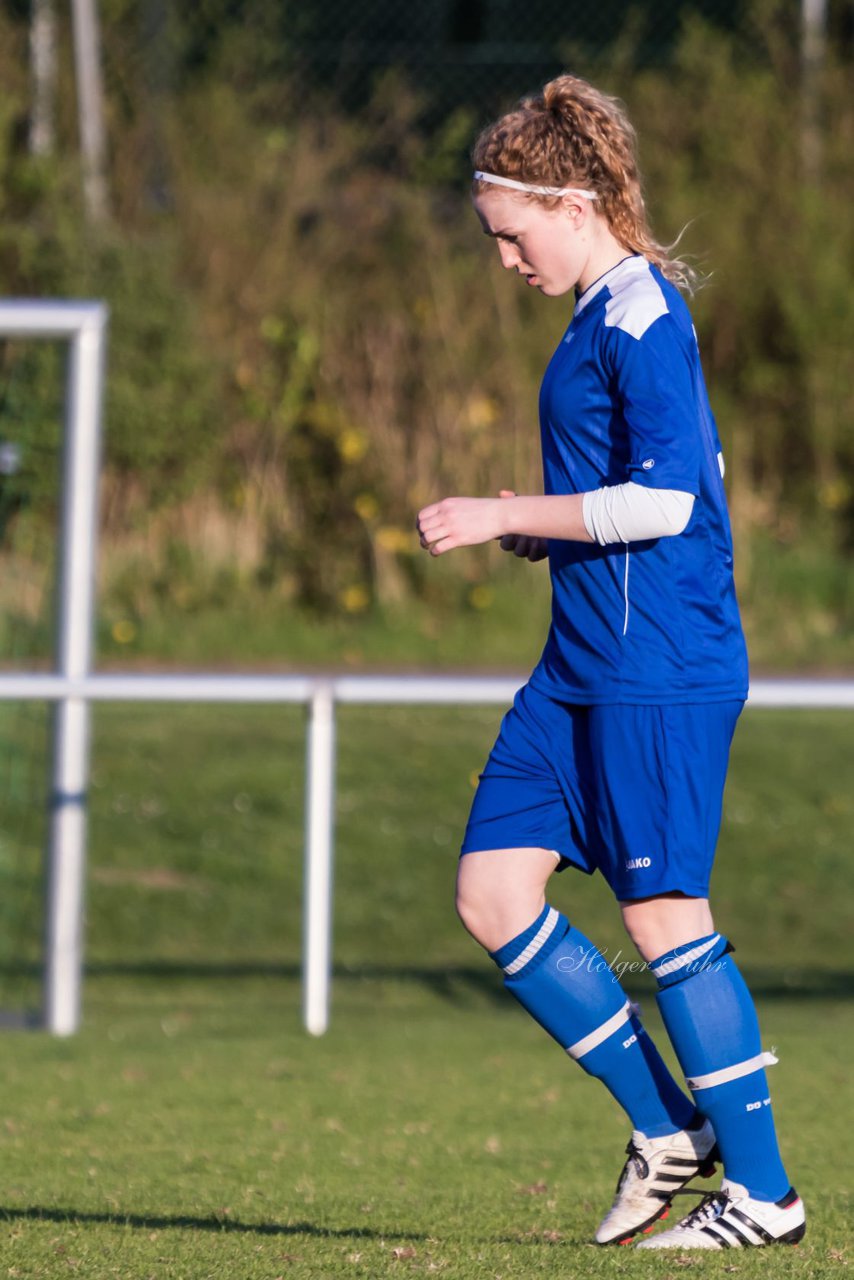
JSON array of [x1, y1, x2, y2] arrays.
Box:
[[490, 906, 695, 1138], [653, 933, 790, 1202]]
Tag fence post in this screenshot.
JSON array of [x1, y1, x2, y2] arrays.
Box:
[[44, 308, 107, 1036], [303, 681, 337, 1035]]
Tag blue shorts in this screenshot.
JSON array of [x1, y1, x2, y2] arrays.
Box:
[[461, 684, 743, 900]]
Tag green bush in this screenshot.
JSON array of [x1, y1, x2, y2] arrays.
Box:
[[0, 3, 851, 662]]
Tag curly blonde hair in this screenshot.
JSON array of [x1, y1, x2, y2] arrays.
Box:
[[472, 75, 695, 292]]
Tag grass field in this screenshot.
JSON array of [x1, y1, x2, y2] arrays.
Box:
[[0, 704, 852, 1277]]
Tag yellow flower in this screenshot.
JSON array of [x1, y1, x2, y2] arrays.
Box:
[[818, 480, 850, 511], [468, 584, 494, 610], [339, 429, 368, 463], [111, 620, 136, 645], [465, 394, 499, 431], [340, 585, 370, 614], [354, 493, 380, 522], [375, 526, 412, 553]]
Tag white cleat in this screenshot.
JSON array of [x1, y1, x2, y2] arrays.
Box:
[[595, 1117, 718, 1246], [635, 1178, 806, 1249]]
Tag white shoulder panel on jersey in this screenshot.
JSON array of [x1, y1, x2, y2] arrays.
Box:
[[604, 263, 669, 341]]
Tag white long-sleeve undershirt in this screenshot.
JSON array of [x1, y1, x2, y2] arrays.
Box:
[[582, 482, 695, 546]]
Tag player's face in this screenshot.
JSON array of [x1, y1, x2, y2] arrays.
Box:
[[473, 189, 589, 297]]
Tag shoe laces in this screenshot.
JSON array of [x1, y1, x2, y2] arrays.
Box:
[[674, 1188, 731, 1230], [615, 1139, 650, 1192]]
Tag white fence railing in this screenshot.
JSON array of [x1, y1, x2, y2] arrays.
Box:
[[1, 671, 853, 1040]]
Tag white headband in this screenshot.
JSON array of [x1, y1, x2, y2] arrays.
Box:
[[473, 170, 597, 200]]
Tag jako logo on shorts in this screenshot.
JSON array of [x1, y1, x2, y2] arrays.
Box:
[[625, 856, 652, 870]]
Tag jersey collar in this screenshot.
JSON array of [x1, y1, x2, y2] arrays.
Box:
[[574, 254, 647, 317]]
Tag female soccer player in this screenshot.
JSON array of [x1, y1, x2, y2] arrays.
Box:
[[417, 74, 805, 1250]]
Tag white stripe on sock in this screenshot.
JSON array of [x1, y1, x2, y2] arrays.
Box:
[[686, 1050, 779, 1092], [651, 934, 721, 980], [503, 907, 560, 976], [566, 999, 632, 1061]]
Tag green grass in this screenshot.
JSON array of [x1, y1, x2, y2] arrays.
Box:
[[1, 983, 851, 1278], [89, 550, 854, 676], [0, 705, 851, 1276], [92, 559, 555, 674]]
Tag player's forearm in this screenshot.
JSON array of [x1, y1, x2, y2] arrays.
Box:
[[417, 485, 694, 557], [501, 485, 695, 545], [498, 494, 593, 543]]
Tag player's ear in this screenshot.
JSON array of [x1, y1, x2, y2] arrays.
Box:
[[562, 195, 588, 225]]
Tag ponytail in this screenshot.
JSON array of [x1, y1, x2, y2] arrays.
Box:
[[472, 75, 697, 292]]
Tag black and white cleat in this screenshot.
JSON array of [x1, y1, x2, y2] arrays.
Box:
[[635, 1179, 806, 1249], [595, 1117, 718, 1246]]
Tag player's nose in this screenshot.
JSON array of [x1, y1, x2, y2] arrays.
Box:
[[497, 241, 520, 270]]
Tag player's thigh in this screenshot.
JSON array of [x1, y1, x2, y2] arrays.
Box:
[[588, 700, 743, 903], [461, 684, 597, 877], [455, 845, 561, 951]]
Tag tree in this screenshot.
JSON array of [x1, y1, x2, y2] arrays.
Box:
[[29, 0, 57, 156], [70, 0, 110, 224]]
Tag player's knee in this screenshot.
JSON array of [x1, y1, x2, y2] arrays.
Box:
[[455, 878, 545, 953], [623, 917, 662, 961], [456, 848, 557, 951], [455, 879, 488, 944], [623, 914, 681, 961], [454, 873, 514, 951], [620, 895, 715, 962]]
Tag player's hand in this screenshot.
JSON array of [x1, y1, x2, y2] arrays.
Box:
[[496, 490, 549, 562], [417, 496, 505, 555]]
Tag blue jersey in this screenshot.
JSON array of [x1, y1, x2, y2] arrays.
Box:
[[529, 255, 748, 705]]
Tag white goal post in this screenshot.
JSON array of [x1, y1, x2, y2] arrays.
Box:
[[0, 300, 107, 1037], [1, 300, 853, 1041]]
